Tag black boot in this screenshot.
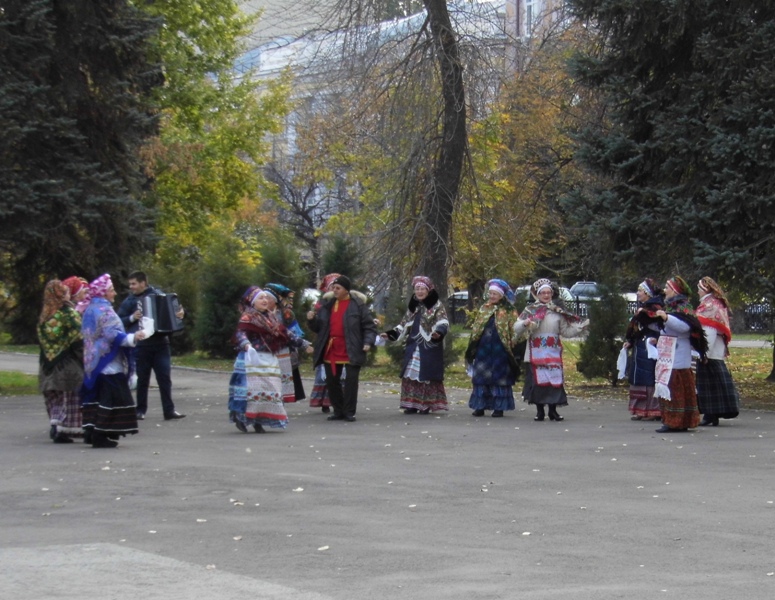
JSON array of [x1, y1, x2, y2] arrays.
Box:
[[534, 404, 545, 421], [548, 405, 564, 421], [92, 431, 118, 448]]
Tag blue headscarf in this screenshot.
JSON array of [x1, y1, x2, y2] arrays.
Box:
[[487, 279, 515, 305]]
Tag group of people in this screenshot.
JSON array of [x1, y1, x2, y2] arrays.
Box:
[[37, 272, 186, 448], [37, 268, 742, 445], [623, 276, 740, 433]]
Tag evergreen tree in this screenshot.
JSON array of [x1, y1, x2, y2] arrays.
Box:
[[576, 286, 628, 385], [322, 235, 365, 289], [565, 0, 775, 292], [0, 0, 162, 341], [193, 236, 254, 358]]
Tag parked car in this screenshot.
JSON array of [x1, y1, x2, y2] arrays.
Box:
[[569, 281, 601, 301]]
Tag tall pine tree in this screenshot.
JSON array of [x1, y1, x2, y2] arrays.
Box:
[[565, 1, 775, 293], [0, 0, 162, 341]]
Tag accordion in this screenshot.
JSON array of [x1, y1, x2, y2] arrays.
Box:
[[141, 293, 184, 334]]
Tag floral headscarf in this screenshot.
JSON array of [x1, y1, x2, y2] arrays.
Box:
[[37, 280, 82, 362], [696, 277, 732, 346], [487, 278, 515, 305], [39, 280, 68, 324], [89, 274, 113, 299]]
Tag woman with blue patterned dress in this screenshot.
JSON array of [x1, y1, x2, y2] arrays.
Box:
[[465, 279, 519, 418]]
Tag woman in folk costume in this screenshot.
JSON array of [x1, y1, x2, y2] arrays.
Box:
[[622, 278, 665, 421], [81, 274, 145, 448], [515, 278, 589, 422], [381, 276, 449, 414], [651, 276, 707, 433], [308, 273, 344, 413], [695, 276, 740, 426], [465, 279, 519, 418], [228, 287, 293, 433], [263, 283, 311, 404], [37, 280, 85, 443], [62, 276, 91, 314], [266, 284, 308, 401]]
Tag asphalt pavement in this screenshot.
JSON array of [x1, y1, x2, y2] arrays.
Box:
[[1, 351, 774, 600]]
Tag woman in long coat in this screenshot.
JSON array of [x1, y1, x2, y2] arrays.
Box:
[[695, 276, 740, 426], [623, 279, 664, 421], [37, 280, 84, 443], [381, 276, 449, 414], [514, 278, 589, 422], [465, 279, 519, 418]]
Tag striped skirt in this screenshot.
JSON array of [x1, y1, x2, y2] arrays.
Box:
[[82, 374, 138, 436], [658, 368, 699, 430], [628, 386, 661, 419], [44, 390, 83, 436], [229, 351, 287, 429]]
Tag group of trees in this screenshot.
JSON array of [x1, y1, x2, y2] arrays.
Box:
[[1, 0, 289, 342], [3, 0, 774, 370]]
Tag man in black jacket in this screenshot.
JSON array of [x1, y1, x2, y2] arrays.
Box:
[[117, 271, 186, 421], [307, 275, 376, 422]]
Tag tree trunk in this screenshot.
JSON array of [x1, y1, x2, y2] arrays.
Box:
[[417, 0, 466, 302]]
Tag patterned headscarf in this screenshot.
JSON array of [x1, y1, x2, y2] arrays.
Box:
[[38, 282, 82, 363], [320, 273, 341, 293], [265, 282, 291, 298], [697, 277, 732, 347], [239, 286, 262, 313], [666, 276, 691, 298], [62, 276, 87, 298], [698, 276, 730, 311], [412, 276, 434, 291], [39, 280, 68, 324], [89, 274, 113, 299], [487, 278, 515, 305]]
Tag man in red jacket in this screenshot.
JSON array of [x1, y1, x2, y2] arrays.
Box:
[[307, 275, 376, 422]]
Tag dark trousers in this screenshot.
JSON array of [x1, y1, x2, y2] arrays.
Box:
[[324, 363, 360, 416], [135, 344, 175, 416]]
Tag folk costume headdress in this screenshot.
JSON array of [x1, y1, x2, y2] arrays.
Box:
[[319, 273, 341, 293], [412, 276, 434, 291], [487, 279, 515, 305], [696, 276, 732, 347], [39, 280, 68, 324], [89, 274, 113, 299], [37, 280, 83, 364]]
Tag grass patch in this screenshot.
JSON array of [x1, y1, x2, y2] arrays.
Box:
[[0, 371, 38, 396]]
